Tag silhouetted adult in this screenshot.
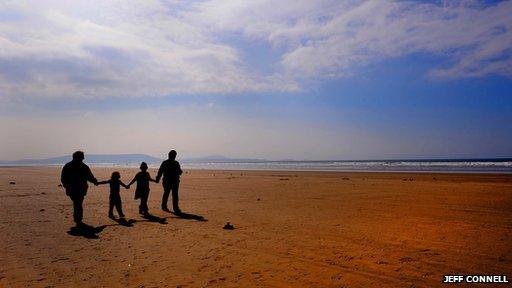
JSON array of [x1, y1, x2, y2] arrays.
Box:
[[61, 151, 98, 226], [156, 150, 183, 213]]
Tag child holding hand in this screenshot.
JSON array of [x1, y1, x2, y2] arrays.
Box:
[[98, 171, 129, 219], [128, 162, 156, 216]]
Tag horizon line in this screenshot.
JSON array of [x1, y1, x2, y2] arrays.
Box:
[[1, 153, 511, 164]]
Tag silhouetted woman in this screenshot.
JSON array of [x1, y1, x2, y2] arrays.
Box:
[[98, 171, 129, 219], [128, 162, 156, 216]]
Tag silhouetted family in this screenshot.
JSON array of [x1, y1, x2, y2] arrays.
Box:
[[61, 150, 182, 228]]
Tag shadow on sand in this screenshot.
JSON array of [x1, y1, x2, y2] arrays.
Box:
[[67, 223, 107, 239], [171, 211, 207, 222], [141, 213, 167, 224], [110, 217, 136, 227]]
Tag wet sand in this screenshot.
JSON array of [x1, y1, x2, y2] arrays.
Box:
[[1, 167, 511, 287]]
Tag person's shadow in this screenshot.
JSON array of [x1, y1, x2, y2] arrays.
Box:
[[67, 223, 107, 239], [141, 213, 167, 224], [111, 217, 136, 227], [171, 211, 207, 222]]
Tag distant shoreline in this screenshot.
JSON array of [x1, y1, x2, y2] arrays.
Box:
[[1, 164, 511, 174], [1, 157, 510, 173]]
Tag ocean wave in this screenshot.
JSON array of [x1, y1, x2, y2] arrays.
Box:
[[181, 160, 512, 172]]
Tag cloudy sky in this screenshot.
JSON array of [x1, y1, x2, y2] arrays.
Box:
[[1, 0, 511, 160]]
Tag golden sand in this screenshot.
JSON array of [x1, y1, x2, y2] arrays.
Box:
[[1, 167, 511, 287]]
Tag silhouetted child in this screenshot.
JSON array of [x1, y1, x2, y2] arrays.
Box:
[[128, 162, 156, 216], [98, 171, 129, 219]]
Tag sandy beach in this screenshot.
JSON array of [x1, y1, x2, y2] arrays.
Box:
[[0, 167, 511, 287]]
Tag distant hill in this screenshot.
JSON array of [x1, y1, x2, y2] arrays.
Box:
[[0, 154, 267, 165]]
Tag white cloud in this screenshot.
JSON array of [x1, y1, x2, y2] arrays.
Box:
[[188, 0, 512, 79], [0, 0, 511, 101], [0, 0, 298, 100]]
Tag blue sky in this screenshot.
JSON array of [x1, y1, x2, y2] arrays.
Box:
[[0, 0, 511, 160]]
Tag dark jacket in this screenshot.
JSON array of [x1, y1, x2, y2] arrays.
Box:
[[134, 171, 151, 199], [156, 159, 183, 184], [61, 161, 97, 197]]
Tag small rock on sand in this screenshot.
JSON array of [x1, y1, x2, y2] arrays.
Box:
[[9, 181, 15, 185], [223, 222, 235, 230]]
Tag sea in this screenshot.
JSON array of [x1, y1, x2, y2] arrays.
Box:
[[179, 159, 512, 173], [3, 159, 511, 173]]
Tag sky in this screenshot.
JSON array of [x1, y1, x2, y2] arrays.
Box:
[[1, 0, 511, 161]]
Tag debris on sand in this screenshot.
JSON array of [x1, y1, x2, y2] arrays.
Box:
[[342, 177, 350, 180], [279, 178, 289, 181], [41, 192, 46, 195], [9, 181, 15, 185], [40, 209, 45, 212], [223, 222, 235, 230], [257, 198, 261, 201]]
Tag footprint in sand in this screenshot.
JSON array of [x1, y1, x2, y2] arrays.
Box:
[[399, 257, 415, 263], [251, 272, 262, 279]]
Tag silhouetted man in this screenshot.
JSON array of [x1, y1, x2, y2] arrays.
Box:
[[61, 151, 98, 226], [156, 150, 183, 213]]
